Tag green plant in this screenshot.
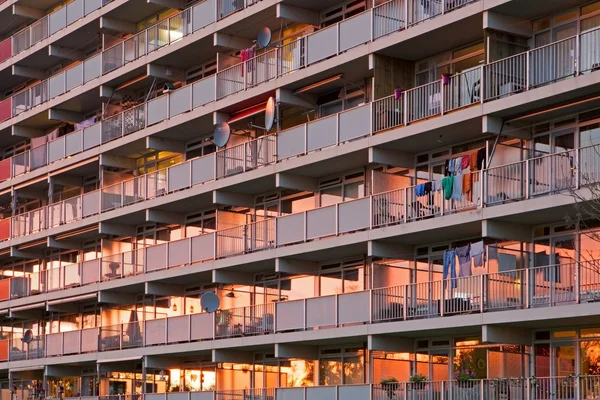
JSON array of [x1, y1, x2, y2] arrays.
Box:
[[454, 368, 477, 382], [409, 373, 427, 390], [380, 377, 399, 399], [409, 373, 427, 383]]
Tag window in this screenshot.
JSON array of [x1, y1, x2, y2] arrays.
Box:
[[320, 0, 367, 28], [415, 42, 484, 85], [318, 171, 365, 206]]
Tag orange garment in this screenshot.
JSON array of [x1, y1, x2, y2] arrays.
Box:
[[470, 151, 478, 172], [463, 172, 472, 202]]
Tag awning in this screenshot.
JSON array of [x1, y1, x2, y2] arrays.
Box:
[[11, 302, 45, 312], [228, 102, 267, 124]]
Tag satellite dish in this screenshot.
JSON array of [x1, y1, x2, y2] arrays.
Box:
[[201, 292, 220, 313], [22, 329, 33, 344], [264, 97, 276, 132], [256, 27, 272, 49], [213, 122, 231, 148]]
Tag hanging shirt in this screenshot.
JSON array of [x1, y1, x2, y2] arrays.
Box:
[[470, 151, 478, 172], [432, 180, 442, 192], [462, 172, 472, 202], [470, 240, 485, 267], [461, 155, 470, 170], [452, 174, 463, 201], [456, 244, 471, 277], [477, 148, 486, 170], [442, 176, 453, 200]]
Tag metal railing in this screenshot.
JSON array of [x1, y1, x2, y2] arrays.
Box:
[[0, 380, 590, 400], [2, 256, 598, 360]]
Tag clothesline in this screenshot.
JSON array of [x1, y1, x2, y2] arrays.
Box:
[[443, 240, 485, 288], [414, 148, 486, 202]]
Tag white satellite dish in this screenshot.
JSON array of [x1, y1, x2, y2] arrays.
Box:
[[256, 27, 272, 49], [264, 97, 276, 132], [213, 122, 231, 148], [201, 292, 220, 313]]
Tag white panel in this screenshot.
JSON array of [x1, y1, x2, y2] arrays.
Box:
[[276, 214, 304, 245], [84, 0, 102, 15], [146, 244, 167, 271], [63, 330, 80, 354], [306, 206, 336, 240], [338, 291, 370, 324], [307, 115, 336, 152], [81, 328, 99, 352], [168, 239, 191, 267], [191, 154, 215, 184], [168, 163, 191, 192], [338, 385, 370, 400], [81, 259, 100, 284], [275, 300, 304, 332], [48, 137, 65, 163], [192, 0, 216, 31], [339, 12, 371, 52], [190, 313, 213, 340], [192, 75, 216, 108], [169, 86, 191, 117], [66, 0, 84, 26], [147, 96, 168, 125], [338, 197, 370, 233], [306, 386, 335, 400], [49, 7, 67, 35], [145, 319, 166, 345], [66, 63, 84, 92], [82, 191, 100, 217], [45, 333, 63, 356], [83, 55, 101, 82], [339, 104, 370, 142], [167, 315, 190, 343], [65, 130, 83, 156], [306, 26, 337, 64], [83, 123, 101, 150], [276, 388, 304, 400], [49, 72, 66, 99], [191, 234, 214, 262], [277, 125, 305, 160], [306, 296, 336, 328]]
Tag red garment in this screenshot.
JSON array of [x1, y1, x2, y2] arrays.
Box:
[[240, 49, 248, 77], [461, 155, 470, 170]]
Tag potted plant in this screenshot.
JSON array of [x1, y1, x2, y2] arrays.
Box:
[[380, 377, 399, 399], [454, 368, 477, 387], [409, 373, 427, 390]]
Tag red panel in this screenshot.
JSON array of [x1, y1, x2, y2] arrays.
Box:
[[0, 39, 10, 64], [0, 280, 9, 302], [0, 339, 8, 362], [0, 159, 9, 182], [228, 103, 267, 124], [0, 98, 11, 123], [0, 219, 9, 242]]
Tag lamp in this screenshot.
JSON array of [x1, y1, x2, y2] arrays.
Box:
[[172, 303, 178, 312], [189, 305, 194, 313], [158, 370, 166, 381], [225, 291, 235, 298]]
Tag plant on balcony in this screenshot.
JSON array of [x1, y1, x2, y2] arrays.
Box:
[[454, 368, 477, 387], [380, 377, 399, 399], [408, 373, 427, 390]]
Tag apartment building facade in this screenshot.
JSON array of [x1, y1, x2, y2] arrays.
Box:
[[0, 0, 596, 399]]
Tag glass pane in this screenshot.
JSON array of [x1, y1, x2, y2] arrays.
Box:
[[343, 356, 364, 384], [554, 343, 576, 376], [319, 359, 342, 385], [320, 187, 342, 207]]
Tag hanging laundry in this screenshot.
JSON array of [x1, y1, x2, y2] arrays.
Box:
[[432, 180, 442, 192], [455, 157, 463, 173], [477, 148, 486, 170], [75, 117, 96, 131], [461, 155, 470, 170], [415, 183, 426, 197], [424, 182, 432, 195], [462, 172, 472, 202], [452, 173, 462, 201], [456, 244, 471, 277], [442, 176, 453, 200], [444, 159, 451, 176], [443, 249, 457, 288], [470, 151, 478, 172], [470, 240, 485, 267]]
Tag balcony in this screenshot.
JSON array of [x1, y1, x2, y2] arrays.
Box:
[[0, 379, 592, 400], [2, 0, 113, 65], [1, 8, 597, 193], [0, 0, 264, 124], [0, 255, 597, 361]]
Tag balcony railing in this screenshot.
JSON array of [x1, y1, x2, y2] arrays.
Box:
[[2, 0, 114, 64], [0, 257, 597, 361], [0, 0, 261, 125], [0, 380, 592, 400], [1, 0, 590, 191]]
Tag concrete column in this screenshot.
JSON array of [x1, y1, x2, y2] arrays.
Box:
[[276, 173, 317, 192], [100, 17, 137, 34], [145, 282, 185, 296], [12, 5, 43, 19], [368, 240, 413, 258], [275, 344, 318, 359], [482, 325, 532, 345], [214, 32, 254, 50], [213, 190, 254, 208], [146, 209, 185, 225], [146, 136, 185, 153], [276, 4, 319, 25], [275, 258, 318, 274], [368, 147, 414, 168], [212, 349, 254, 363], [482, 220, 531, 242], [12, 65, 45, 80], [212, 269, 254, 285]]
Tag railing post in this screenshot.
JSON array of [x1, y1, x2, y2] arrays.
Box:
[[575, 33, 580, 76], [402, 188, 408, 223], [524, 159, 530, 200], [480, 274, 485, 313], [526, 50, 530, 90], [480, 64, 485, 104], [402, 285, 408, 320], [440, 79, 445, 115]]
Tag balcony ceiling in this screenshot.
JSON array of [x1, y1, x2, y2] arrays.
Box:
[[220, 4, 280, 40], [281, 0, 343, 12], [18, 0, 59, 9], [378, 13, 483, 61], [493, 0, 588, 20], [0, 14, 29, 42], [104, 0, 166, 23]]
